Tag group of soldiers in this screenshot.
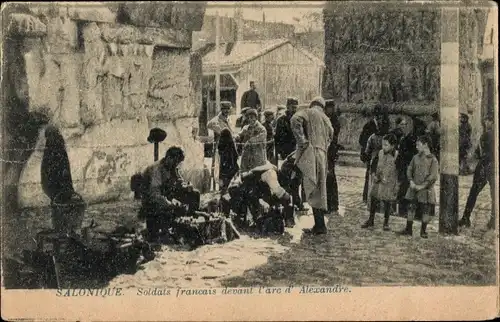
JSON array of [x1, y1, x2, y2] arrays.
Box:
[[206, 85, 342, 235], [131, 80, 495, 241]]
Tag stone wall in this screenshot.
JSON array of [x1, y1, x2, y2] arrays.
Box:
[[322, 3, 488, 151], [3, 3, 207, 208]]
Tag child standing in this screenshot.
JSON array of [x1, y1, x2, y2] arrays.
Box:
[[397, 135, 439, 238], [361, 134, 399, 231]]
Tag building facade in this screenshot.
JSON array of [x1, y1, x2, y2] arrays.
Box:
[[200, 39, 324, 132]]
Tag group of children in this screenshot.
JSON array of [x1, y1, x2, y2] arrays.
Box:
[[361, 131, 439, 239]]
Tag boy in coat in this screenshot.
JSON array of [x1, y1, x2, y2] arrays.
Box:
[[397, 135, 439, 238]]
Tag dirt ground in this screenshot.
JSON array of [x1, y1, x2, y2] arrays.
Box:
[[2, 166, 496, 288]]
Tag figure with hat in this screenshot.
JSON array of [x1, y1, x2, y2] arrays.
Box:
[[240, 81, 262, 117], [263, 109, 277, 165], [291, 96, 334, 235], [459, 114, 495, 230], [359, 103, 390, 204], [459, 113, 472, 175], [207, 101, 233, 137], [275, 98, 299, 161], [138, 147, 201, 241], [234, 108, 296, 227], [207, 101, 234, 191]]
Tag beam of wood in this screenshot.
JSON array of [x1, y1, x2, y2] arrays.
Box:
[[439, 7, 460, 235], [228, 73, 239, 88], [299, 102, 439, 116]]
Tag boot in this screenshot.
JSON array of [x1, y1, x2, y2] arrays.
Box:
[[420, 222, 428, 239], [361, 213, 375, 228], [458, 216, 471, 228], [284, 204, 296, 228], [383, 214, 390, 231], [303, 209, 327, 235], [396, 221, 413, 236]]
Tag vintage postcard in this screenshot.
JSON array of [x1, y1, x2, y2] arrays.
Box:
[[1, 0, 498, 320]]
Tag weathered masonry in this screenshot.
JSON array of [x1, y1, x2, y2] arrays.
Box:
[[322, 2, 492, 150], [200, 39, 324, 132], [2, 2, 207, 208]]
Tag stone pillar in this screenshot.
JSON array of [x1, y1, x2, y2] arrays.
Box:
[[439, 7, 460, 235]]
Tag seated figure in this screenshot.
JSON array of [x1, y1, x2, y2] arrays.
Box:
[[137, 146, 200, 241], [221, 161, 295, 232]]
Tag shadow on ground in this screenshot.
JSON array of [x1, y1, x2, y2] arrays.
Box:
[[221, 209, 497, 287]]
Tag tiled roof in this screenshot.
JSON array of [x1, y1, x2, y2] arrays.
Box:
[[203, 39, 290, 70]]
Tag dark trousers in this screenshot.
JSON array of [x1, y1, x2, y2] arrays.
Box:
[[398, 178, 410, 215], [290, 179, 303, 209], [463, 161, 495, 221], [327, 166, 339, 212], [369, 198, 393, 219], [143, 189, 201, 237], [363, 165, 370, 203]]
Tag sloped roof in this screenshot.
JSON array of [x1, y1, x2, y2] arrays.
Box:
[[203, 39, 290, 71]]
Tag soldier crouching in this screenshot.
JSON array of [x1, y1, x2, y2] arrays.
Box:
[[136, 146, 200, 241]]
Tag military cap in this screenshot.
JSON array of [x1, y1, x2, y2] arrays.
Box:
[[245, 108, 258, 117], [220, 101, 232, 109], [311, 96, 326, 108], [286, 97, 299, 106], [240, 107, 251, 114]]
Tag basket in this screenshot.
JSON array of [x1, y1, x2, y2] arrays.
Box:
[[51, 192, 86, 235]]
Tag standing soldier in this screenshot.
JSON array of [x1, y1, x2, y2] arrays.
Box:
[[263, 110, 277, 165], [241, 81, 262, 118], [291, 97, 334, 235], [275, 98, 299, 160], [207, 101, 233, 191], [459, 115, 495, 230], [325, 100, 341, 216]]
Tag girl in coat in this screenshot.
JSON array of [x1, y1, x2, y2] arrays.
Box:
[[362, 123, 390, 212], [361, 134, 399, 231]]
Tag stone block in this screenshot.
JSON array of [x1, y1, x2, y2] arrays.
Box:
[[46, 17, 78, 54], [67, 5, 116, 23], [18, 118, 206, 208], [7, 13, 47, 37], [100, 24, 191, 48], [146, 48, 193, 120], [170, 2, 207, 32]]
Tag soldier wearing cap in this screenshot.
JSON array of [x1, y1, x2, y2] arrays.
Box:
[[291, 96, 334, 235], [241, 81, 262, 116], [207, 101, 233, 137], [263, 110, 277, 165], [236, 107, 251, 129], [207, 101, 234, 190], [275, 98, 299, 160]]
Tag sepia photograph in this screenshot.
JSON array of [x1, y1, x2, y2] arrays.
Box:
[[1, 0, 498, 320]]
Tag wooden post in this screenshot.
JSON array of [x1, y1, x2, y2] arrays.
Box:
[[215, 11, 221, 112], [211, 11, 221, 191], [439, 7, 460, 235]]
